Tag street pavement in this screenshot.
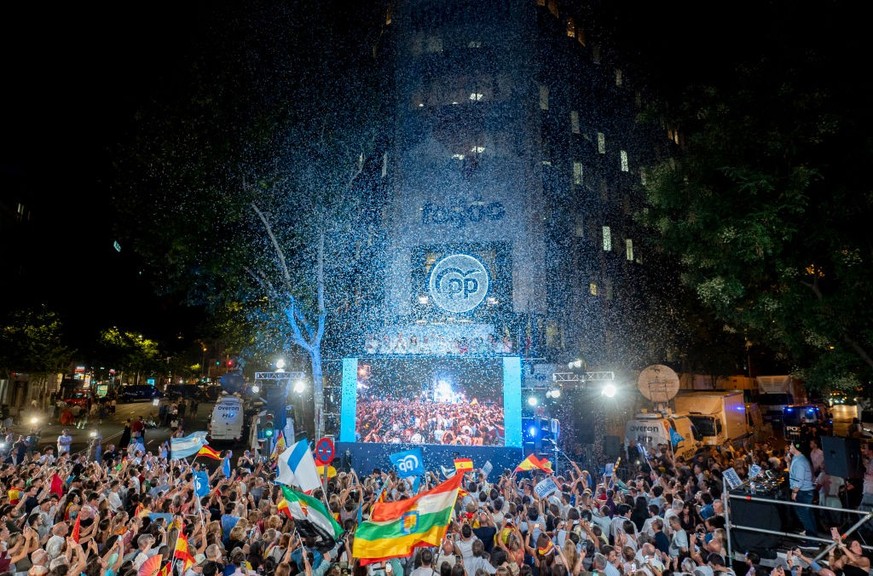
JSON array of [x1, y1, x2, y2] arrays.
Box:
[[7, 400, 212, 455]]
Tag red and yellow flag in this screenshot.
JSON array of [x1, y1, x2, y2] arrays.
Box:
[[454, 458, 474, 472], [157, 562, 172, 576], [196, 445, 222, 461], [174, 531, 196, 571], [514, 454, 552, 474], [277, 498, 293, 518], [71, 514, 82, 543]]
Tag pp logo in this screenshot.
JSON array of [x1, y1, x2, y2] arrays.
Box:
[[428, 254, 489, 313], [397, 454, 421, 474]]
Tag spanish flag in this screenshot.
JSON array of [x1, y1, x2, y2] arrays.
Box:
[[514, 454, 552, 474], [157, 562, 172, 576], [71, 514, 82, 543], [197, 445, 222, 461], [537, 539, 555, 557], [173, 531, 196, 571], [454, 458, 474, 472], [8, 489, 21, 505]]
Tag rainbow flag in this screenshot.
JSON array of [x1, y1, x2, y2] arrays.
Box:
[[197, 445, 222, 461], [353, 473, 462, 565], [514, 454, 553, 474]]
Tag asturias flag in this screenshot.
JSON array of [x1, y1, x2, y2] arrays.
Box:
[[514, 454, 553, 474], [280, 485, 343, 539], [353, 472, 463, 565], [197, 445, 222, 461]]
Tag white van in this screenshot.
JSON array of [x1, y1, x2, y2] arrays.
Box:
[[209, 394, 246, 444], [625, 412, 700, 461]]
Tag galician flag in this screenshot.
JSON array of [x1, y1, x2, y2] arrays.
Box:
[[280, 485, 343, 539], [276, 438, 321, 493], [353, 473, 463, 564]]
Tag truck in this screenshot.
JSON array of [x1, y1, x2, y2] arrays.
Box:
[[672, 390, 749, 446], [624, 412, 701, 461], [756, 375, 806, 428]]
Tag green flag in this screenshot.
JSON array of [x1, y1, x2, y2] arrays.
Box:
[[280, 485, 343, 539]]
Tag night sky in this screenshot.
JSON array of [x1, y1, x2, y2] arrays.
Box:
[[1, 1, 858, 355]]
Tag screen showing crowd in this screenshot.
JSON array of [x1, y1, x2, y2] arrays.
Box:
[[355, 357, 506, 446]]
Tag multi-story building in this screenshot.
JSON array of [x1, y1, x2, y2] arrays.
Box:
[[333, 0, 672, 463]]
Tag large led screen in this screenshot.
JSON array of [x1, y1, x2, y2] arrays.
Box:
[[339, 356, 522, 448]]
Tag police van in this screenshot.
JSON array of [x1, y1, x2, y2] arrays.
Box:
[[208, 393, 247, 445], [624, 412, 700, 461]]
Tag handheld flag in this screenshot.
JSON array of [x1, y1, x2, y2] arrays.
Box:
[[222, 454, 232, 479], [173, 529, 196, 571], [515, 454, 553, 474], [170, 431, 209, 460], [280, 485, 343, 539], [670, 427, 685, 448], [353, 473, 463, 564], [271, 430, 287, 460], [440, 465, 456, 479], [193, 470, 210, 498], [156, 562, 172, 576], [50, 473, 65, 498], [277, 498, 293, 518], [71, 514, 82, 543], [197, 445, 222, 461], [276, 439, 321, 493], [453, 458, 474, 472], [389, 448, 425, 478]]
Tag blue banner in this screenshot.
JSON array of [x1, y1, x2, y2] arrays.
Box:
[[389, 448, 425, 478], [670, 427, 684, 448]]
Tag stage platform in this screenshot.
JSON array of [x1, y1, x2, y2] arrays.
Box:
[[336, 441, 524, 479]]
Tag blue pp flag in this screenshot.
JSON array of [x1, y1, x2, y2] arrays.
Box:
[[670, 427, 685, 447], [389, 448, 424, 478], [222, 455, 232, 479], [194, 470, 210, 498]]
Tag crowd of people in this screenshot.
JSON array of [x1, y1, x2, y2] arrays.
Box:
[[356, 399, 505, 446], [1, 418, 872, 576]]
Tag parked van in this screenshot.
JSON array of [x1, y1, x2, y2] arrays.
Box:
[[782, 403, 831, 440], [625, 412, 701, 460], [208, 393, 247, 445]]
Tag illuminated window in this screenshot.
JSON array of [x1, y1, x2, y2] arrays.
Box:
[[570, 110, 580, 134], [470, 145, 485, 153], [597, 132, 606, 154], [620, 150, 629, 172], [539, 85, 549, 110], [468, 40, 482, 48], [589, 283, 598, 296], [625, 239, 634, 261], [573, 161, 584, 185], [615, 69, 623, 87], [602, 226, 612, 251], [469, 92, 484, 101], [566, 18, 576, 38]]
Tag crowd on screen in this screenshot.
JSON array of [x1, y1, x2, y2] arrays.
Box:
[[355, 399, 504, 446]]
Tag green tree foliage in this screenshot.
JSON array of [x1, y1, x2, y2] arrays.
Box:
[[110, 1, 387, 436], [639, 3, 873, 392], [95, 327, 163, 383], [0, 305, 74, 382]]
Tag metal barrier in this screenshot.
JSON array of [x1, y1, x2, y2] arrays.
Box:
[[725, 486, 873, 565]]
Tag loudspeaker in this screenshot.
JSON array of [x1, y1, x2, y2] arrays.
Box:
[[821, 435, 863, 478], [603, 435, 621, 459], [730, 497, 781, 556]]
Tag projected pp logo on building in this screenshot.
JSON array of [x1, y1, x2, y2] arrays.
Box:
[[428, 254, 489, 313]]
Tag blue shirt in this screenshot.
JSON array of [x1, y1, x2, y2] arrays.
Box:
[[789, 453, 815, 491]]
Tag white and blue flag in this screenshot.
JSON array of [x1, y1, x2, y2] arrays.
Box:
[[170, 431, 209, 460], [389, 448, 424, 478]]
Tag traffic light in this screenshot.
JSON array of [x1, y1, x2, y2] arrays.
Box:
[[263, 412, 274, 438]]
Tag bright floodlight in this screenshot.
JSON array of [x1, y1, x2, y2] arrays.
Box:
[[293, 378, 305, 393], [276, 358, 286, 371], [602, 383, 617, 398], [251, 384, 260, 394], [30, 416, 39, 425], [527, 395, 539, 407]]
